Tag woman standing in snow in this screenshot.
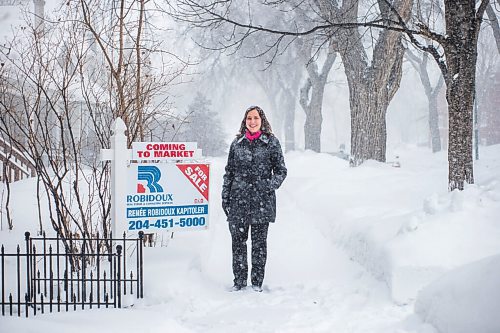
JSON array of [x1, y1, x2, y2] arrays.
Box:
[[222, 106, 287, 292]]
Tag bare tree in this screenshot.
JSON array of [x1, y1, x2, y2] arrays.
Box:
[[0, 1, 186, 247], [1, 12, 112, 244], [406, 47, 444, 153], [297, 38, 336, 152], [269, 64, 301, 153], [78, 0, 187, 145], [397, 0, 490, 190], [315, 0, 412, 164], [475, 16, 500, 152], [485, 1, 500, 54], [250, 52, 302, 151], [269, 6, 336, 153], [172, 2, 303, 150], [282, 72, 301, 152]]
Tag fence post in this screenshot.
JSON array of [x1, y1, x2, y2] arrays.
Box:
[[24, 293, 28, 318], [64, 246, 69, 312], [138, 231, 144, 299], [56, 231, 60, 312], [97, 232, 101, 309], [24, 232, 30, 301], [81, 237, 86, 310], [1, 245, 4, 316], [116, 245, 122, 308], [42, 231, 47, 296], [17, 245, 20, 316], [122, 232, 126, 295]]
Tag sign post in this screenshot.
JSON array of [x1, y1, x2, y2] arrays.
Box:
[[101, 118, 131, 238], [101, 118, 209, 239]]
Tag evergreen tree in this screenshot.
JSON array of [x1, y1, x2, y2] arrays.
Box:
[[179, 93, 227, 156]]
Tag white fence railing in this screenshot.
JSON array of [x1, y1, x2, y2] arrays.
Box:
[[0, 137, 36, 182]]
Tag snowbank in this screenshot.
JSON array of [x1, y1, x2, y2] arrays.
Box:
[[415, 254, 500, 333], [385, 182, 500, 304], [283, 145, 500, 306]]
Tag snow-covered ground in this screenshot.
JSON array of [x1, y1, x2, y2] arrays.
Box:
[[1, 144, 499, 333]]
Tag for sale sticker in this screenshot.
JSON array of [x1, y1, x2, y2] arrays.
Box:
[[176, 164, 210, 201]]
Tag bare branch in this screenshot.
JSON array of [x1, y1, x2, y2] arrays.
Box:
[[485, 2, 500, 54]]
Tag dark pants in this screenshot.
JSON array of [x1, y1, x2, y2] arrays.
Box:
[[228, 222, 269, 288]]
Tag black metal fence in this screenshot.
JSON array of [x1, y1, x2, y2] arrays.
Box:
[[1, 230, 145, 317]]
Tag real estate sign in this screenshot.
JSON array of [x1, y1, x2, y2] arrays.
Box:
[[101, 119, 209, 237], [126, 163, 210, 232]]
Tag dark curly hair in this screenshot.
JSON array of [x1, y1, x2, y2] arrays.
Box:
[[237, 105, 273, 138]]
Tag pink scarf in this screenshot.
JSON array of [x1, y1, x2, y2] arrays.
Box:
[[245, 130, 262, 141]]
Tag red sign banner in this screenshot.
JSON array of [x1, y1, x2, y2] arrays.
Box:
[[176, 164, 210, 201]]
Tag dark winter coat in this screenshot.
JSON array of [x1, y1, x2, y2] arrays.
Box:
[[222, 133, 287, 224]]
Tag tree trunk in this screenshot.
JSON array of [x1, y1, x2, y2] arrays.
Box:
[[330, 0, 410, 165], [298, 40, 336, 153], [406, 50, 444, 153], [428, 89, 442, 153], [445, 54, 476, 190], [425, 73, 443, 153], [303, 106, 322, 151], [444, 0, 482, 190], [349, 80, 388, 165], [301, 78, 327, 152], [341, 37, 405, 165], [446, 77, 474, 190], [283, 89, 296, 152]]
